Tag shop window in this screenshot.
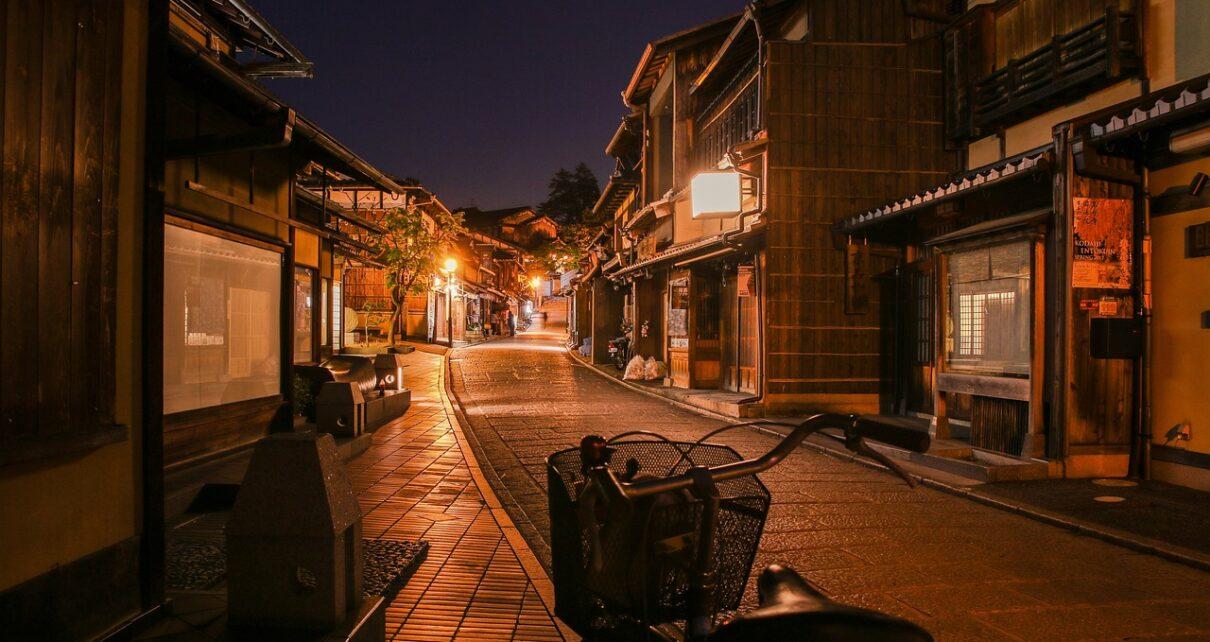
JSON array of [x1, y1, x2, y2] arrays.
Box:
[[331, 280, 342, 348], [946, 240, 1031, 376], [320, 278, 330, 347], [294, 267, 315, 363], [913, 271, 935, 365], [164, 225, 282, 414], [669, 279, 689, 349]]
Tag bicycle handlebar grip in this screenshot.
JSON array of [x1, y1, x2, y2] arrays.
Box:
[[853, 415, 931, 453]]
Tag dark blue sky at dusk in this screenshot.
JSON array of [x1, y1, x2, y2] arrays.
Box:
[[253, 1, 745, 210]]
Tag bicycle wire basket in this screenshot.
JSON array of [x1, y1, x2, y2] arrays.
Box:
[[547, 438, 770, 634]]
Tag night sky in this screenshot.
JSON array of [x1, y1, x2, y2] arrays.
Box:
[[253, 1, 745, 210]]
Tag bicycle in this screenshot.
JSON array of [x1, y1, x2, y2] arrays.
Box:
[[547, 413, 935, 641]]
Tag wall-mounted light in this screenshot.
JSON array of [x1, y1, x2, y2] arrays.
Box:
[[1170, 125, 1210, 156], [690, 170, 743, 219]]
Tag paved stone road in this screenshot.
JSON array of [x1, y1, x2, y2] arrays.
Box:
[[449, 327, 1210, 641], [348, 350, 568, 641]]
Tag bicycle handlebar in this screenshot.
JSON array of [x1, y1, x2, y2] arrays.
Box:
[[587, 413, 930, 502]]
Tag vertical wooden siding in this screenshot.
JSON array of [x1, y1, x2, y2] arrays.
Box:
[[1065, 170, 1135, 449], [806, 0, 949, 43], [994, 0, 1132, 68], [762, 34, 957, 401], [1, 0, 124, 451]]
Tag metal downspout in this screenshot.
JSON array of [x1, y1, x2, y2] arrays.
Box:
[[1141, 166, 1153, 479]]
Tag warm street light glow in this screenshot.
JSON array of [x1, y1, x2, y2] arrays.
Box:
[[441, 257, 458, 273], [690, 170, 742, 219], [530, 276, 542, 289]]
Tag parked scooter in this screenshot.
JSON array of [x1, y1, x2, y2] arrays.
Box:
[[607, 335, 631, 370], [546, 414, 935, 641], [608, 321, 633, 370]]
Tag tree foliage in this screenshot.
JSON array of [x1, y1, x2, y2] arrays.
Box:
[[538, 163, 602, 225], [373, 205, 466, 344], [530, 222, 605, 275]]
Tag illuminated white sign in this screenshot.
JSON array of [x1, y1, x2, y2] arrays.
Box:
[[690, 171, 742, 219]]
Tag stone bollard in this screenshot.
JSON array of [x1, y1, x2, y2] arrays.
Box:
[[316, 381, 364, 437], [226, 433, 363, 632]]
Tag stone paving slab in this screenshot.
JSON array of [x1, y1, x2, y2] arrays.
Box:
[[449, 328, 1210, 642], [346, 349, 570, 641]]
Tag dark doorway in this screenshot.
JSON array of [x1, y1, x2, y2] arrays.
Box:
[[895, 259, 936, 415]]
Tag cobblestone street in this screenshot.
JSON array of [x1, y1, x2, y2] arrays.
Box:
[[448, 325, 1210, 642]]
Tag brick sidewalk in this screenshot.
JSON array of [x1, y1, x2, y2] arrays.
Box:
[[346, 350, 570, 641], [449, 329, 1210, 642]]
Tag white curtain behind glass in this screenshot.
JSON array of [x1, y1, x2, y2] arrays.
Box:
[[164, 225, 282, 414]]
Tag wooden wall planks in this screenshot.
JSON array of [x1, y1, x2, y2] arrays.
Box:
[[994, 0, 1130, 68], [0, 0, 124, 454], [1066, 169, 1135, 449], [762, 32, 958, 402]]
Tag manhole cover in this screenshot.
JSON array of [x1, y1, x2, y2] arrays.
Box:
[[1093, 495, 1127, 503], [1093, 479, 1138, 488]]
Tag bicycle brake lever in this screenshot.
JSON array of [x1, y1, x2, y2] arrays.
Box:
[[847, 436, 918, 488]]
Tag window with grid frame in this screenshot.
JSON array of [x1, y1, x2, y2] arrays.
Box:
[[914, 271, 935, 365], [946, 239, 1031, 376], [957, 291, 1016, 357]]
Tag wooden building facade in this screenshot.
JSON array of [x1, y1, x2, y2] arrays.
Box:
[[160, 1, 402, 468], [0, 0, 159, 637], [589, 0, 956, 416], [839, 0, 1210, 485]]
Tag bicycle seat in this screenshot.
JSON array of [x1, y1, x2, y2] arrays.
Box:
[[710, 564, 933, 642]]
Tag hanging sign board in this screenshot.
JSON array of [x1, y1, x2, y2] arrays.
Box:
[[1072, 197, 1133, 289], [737, 265, 755, 297], [845, 242, 870, 314]]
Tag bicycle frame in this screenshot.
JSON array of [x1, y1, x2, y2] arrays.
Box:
[[580, 414, 852, 640], [574, 412, 929, 641]]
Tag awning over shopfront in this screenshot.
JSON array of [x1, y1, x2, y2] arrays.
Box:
[[925, 207, 1051, 246], [599, 255, 622, 275], [1083, 73, 1210, 144], [837, 146, 1053, 236], [592, 177, 639, 221], [611, 223, 763, 279], [167, 27, 403, 195], [296, 187, 388, 235]]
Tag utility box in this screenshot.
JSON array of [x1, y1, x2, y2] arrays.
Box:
[[226, 433, 364, 631], [317, 381, 365, 437], [1090, 317, 1143, 359]]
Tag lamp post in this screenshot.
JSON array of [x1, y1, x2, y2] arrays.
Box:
[[440, 257, 457, 346], [530, 275, 542, 310]]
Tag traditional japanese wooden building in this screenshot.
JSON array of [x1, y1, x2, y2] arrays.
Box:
[[160, 0, 405, 469], [837, 0, 1210, 486], [0, 1, 158, 636], [307, 181, 465, 346], [591, 0, 956, 416]]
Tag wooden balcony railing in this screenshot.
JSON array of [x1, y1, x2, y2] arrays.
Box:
[[973, 6, 1139, 128], [693, 57, 761, 171]]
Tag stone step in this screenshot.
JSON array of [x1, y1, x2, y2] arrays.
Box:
[[868, 438, 1050, 483]]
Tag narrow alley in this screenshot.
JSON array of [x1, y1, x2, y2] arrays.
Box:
[[444, 311, 1210, 642]]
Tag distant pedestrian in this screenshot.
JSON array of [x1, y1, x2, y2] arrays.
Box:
[[507, 309, 516, 336]]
